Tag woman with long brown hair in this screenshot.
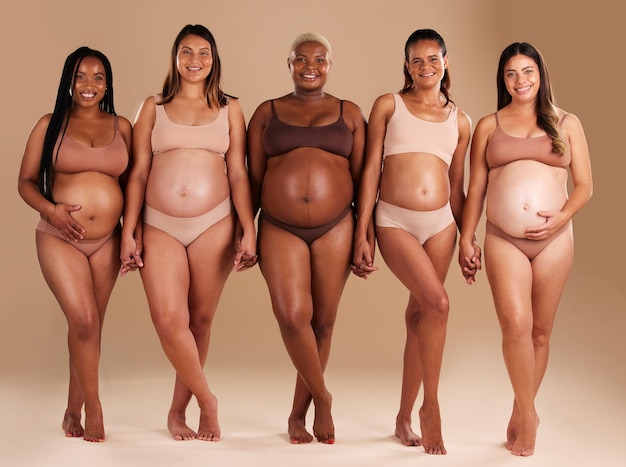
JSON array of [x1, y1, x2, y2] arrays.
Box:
[[120, 24, 257, 441]]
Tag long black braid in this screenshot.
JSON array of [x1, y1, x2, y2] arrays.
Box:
[[38, 47, 116, 201]]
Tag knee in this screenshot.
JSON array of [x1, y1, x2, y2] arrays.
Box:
[[189, 312, 214, 338], [532, 325, 552, 349], [432, 293, 450, 317], [68, 312, 100, 341], [275, 307, 311, 336], [499, 315, 531, 342], [407, 293, 449, 328], [311, 319, 335, 341], [151, 309, 186, 340]]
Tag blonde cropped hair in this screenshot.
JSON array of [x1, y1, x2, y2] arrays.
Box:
[[289, 32, 332, 57]]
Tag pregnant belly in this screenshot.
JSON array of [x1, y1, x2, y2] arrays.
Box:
[[53, 174, 123, 240], [145, 151, 230, 217], [261, 161, 353, 227], [486, 161, 567, 238]]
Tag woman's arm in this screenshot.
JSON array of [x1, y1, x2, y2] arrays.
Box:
[[448, 109, 472, 229], [526, 112, 593, 239], [17, 114, 85, 241], [119, 96, 155, 275], [351, 94, 393, 278], [344, 100, 367, 199], [246, 101, 271, 216], [116, 115, 133, 192], [458, 114, 493, 284], [225, 99, 258, 271]]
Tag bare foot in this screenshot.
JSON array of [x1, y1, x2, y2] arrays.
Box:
[[510, 415, 539, 457], [419, 404, 446, 455], [83, 408, 105, 442], [197, 394, 220, 442], [394, 418, 422, 446], [506, 411, 519, 450], [62, 412, 84, 438], [288, 415, 314, 444], [168, 411, 197, 441], [312, 392, 334, 444]]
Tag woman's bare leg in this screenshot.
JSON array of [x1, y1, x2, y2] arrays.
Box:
[[287, 215, 352, 443], [167, 216, 235, 440], [140, 224, 224, 441], [63, 369, 84, 437], [259, 215, 352, 444], [377, 223, 456, 455], [487, 229, 573, 456], [37, 231, 119, 442], [394, 295, 423, 447]]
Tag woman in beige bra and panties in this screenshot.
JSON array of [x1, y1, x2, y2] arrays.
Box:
[[353, 29, 471, 455], [459, 42, 593, 456], [120, 24, 257, 441]]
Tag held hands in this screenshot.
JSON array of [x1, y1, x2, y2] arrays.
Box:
[[351, 236, 378, 279], [50, 203, 84, 242], [459, 237, 482, 285], [119, 234, 144, 276], [233, 223, 258, 272]]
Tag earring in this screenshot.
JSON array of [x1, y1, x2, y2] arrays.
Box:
[[69, 88, 73, 97]]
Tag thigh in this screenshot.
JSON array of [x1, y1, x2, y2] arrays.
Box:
[[187, 214, 236, 316], [484, 230, 534, 331], [140, 225, 191, 319], [88, 229, 121, 319], [258, 220, 313, 319], [530, 226, 574, 330], [309, 213, 353, 323], [36, 231, 98, 323], [422, 223, 457, 283], [377, 225, 450, 305]]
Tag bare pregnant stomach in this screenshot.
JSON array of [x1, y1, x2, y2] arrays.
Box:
[[53, 172, 123, 240], [486, 160, 568, 238], [261, 148, 353, 227], [145, 149, 230, 217]]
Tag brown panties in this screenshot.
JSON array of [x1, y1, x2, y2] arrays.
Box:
[[259, 205, 352, 246]]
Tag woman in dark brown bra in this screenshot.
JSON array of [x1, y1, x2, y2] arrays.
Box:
[[17, 47, 132, 442], [247, 32, 367, 444]]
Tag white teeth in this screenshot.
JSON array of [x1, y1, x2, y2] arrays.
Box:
[[81, 93, 95, 98], [516, 86, 531, 92]]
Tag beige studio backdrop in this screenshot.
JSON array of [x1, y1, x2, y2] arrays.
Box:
[[0, 0, 624, 465]]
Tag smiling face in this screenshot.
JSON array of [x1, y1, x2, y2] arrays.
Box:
[[503, 54, 540, 104], [72, 56, 106, 107], [288, 41, 331, 91], [405, 39, 448, 89], [176, 34, 213, 83]]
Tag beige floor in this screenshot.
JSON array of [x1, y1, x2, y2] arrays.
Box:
[[2, 362, 624, 467]]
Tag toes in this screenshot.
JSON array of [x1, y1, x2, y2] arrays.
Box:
[[197, 432, 220, 442]]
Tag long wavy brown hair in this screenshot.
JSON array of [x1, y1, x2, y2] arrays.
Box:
[[496, 42, 567, 155], [160, 24, 229, 108]]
